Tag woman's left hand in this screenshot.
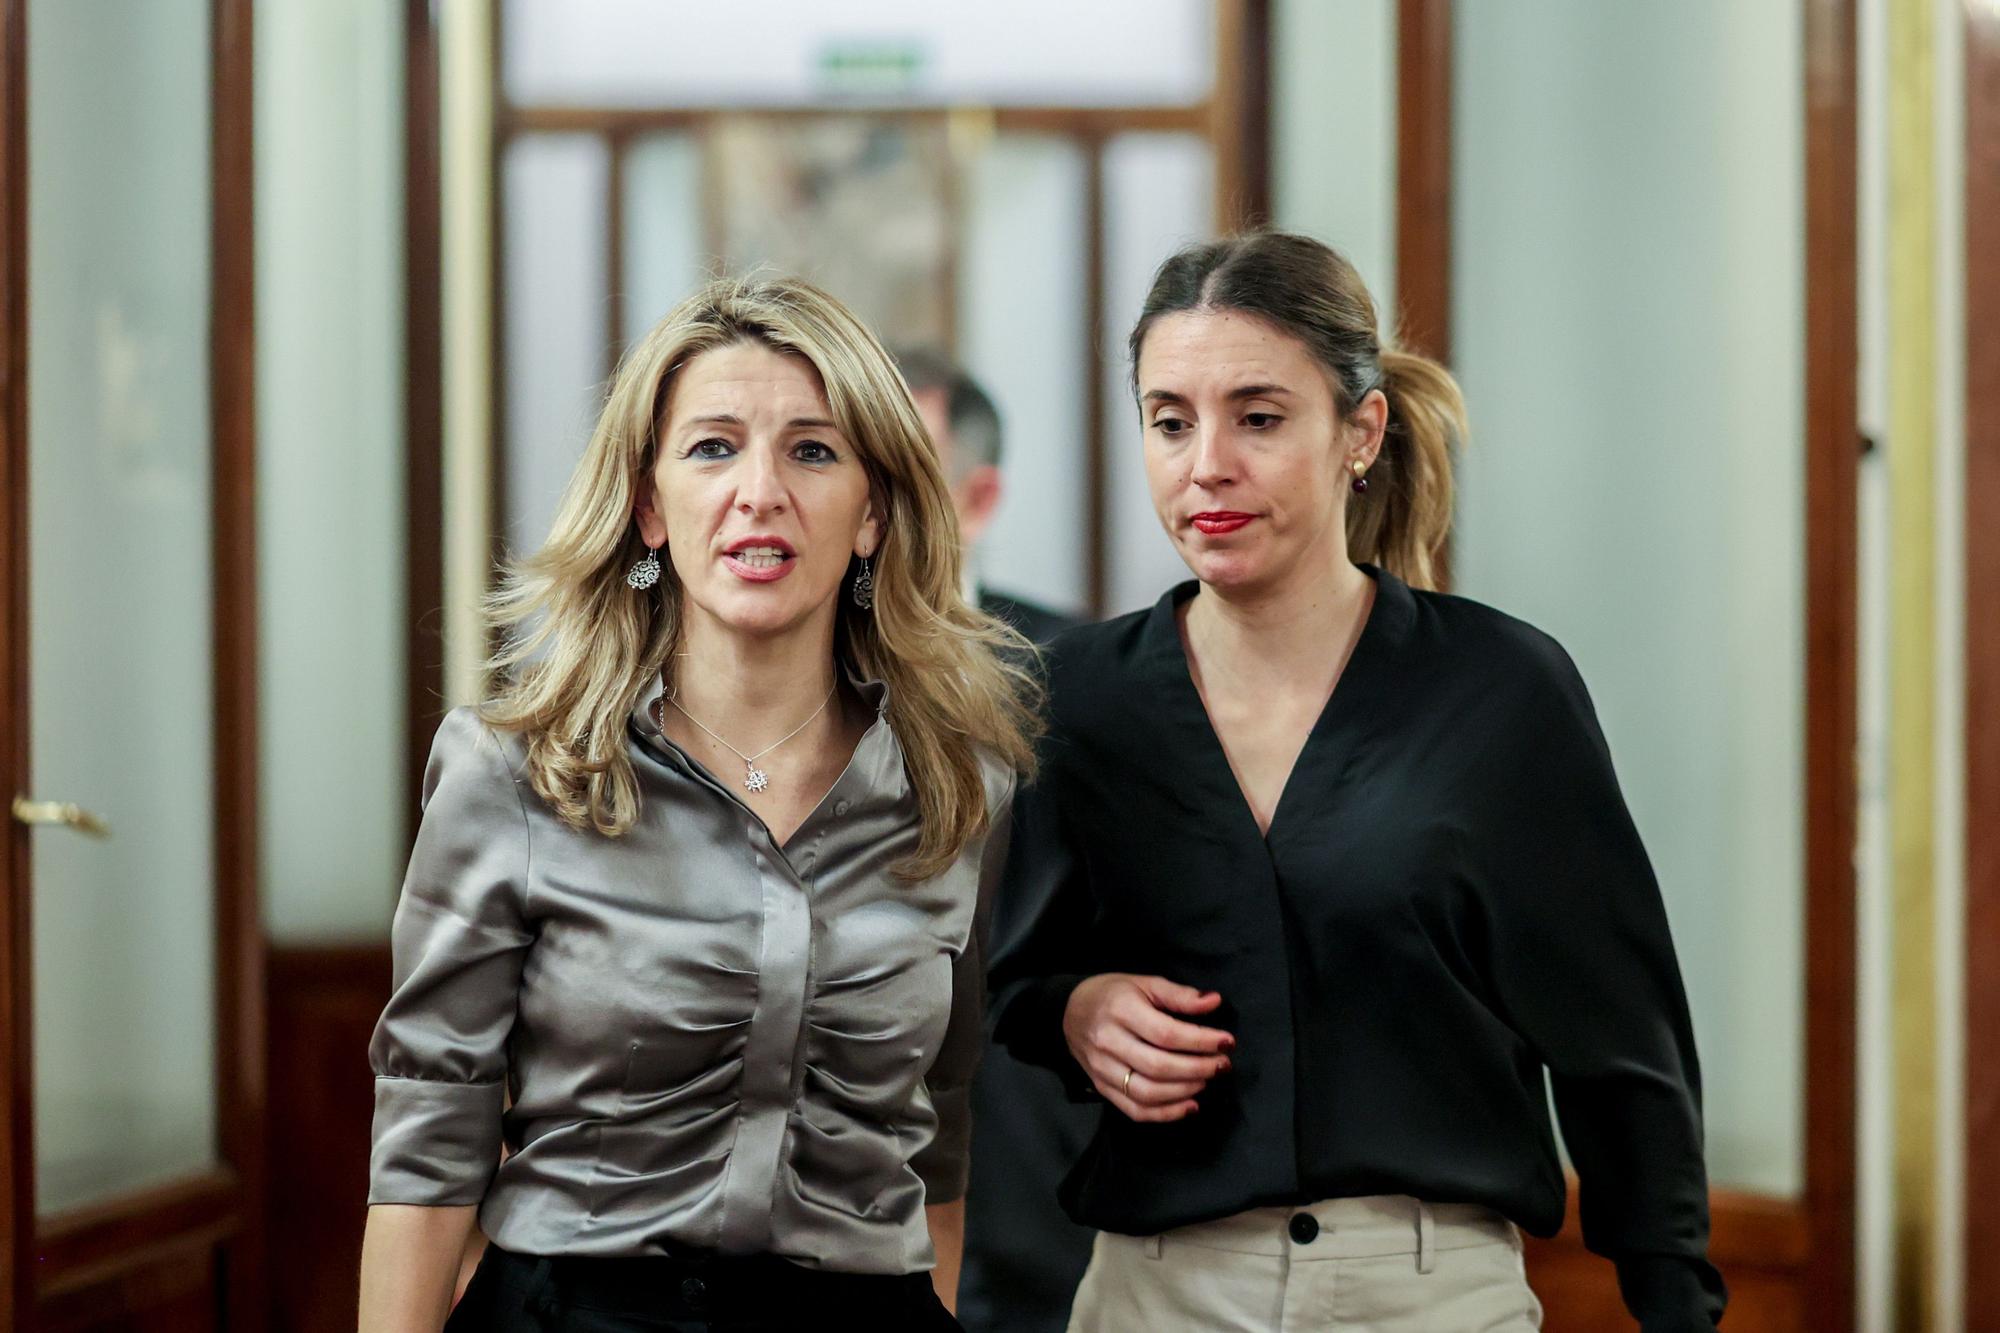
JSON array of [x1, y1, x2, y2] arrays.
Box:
[[1062, 973, 1234, 1122]]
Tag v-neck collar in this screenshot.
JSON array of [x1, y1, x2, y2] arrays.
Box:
[[1138, 564, 1416, 846]]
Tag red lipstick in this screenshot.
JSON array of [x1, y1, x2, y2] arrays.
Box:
[[1190, 511, 1255, 535]]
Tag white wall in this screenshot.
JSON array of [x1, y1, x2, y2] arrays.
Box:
[[256, 0, 407, 942], [1271, 0, 1397, 322], [1928, 0, 1966, 1321], [1450, 0, 1807, 1196], [959, 135, 1091, 613]]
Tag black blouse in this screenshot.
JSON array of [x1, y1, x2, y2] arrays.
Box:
[[987, 566, 1726, 1330]]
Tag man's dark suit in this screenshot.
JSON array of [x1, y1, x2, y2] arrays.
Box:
[[958, 587, 1099, 1333]]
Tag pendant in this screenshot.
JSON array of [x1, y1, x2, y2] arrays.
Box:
[[745, 767, 770, 793]]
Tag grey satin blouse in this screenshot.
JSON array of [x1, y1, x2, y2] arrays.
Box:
[[367, 674, 1014, 1276]]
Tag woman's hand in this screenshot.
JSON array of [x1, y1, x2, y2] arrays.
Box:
[[1063, 974, 1234, 1122]]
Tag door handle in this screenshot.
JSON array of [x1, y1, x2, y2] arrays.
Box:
[[10, 796, 111, 838]]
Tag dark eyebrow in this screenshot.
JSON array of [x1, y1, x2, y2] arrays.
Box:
[[1226, 384, 1294, 402], [1140, 385, 1295, 407]]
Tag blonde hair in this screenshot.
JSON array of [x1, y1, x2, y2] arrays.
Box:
[[481, 274, 1041, 880], [1128, 231, 1468, 590]]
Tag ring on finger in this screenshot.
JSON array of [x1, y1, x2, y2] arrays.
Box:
[[1122, 1067, 1134, 1095]]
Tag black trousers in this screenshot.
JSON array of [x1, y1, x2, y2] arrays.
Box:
[[445, 1243, 962, 1332]]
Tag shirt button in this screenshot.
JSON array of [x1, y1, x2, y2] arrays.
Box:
[[1288, 1212, 1320, 1245], [835, 799, 851, 816], [679, 1276, 708, 1307]]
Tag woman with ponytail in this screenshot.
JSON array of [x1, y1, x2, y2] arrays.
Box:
[[987, 232, 1724, 1330]]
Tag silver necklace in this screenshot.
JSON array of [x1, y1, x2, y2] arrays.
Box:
[[664, 680, 838, 793]]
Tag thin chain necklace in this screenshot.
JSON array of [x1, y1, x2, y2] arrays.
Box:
[[664, 679, 838, 794]]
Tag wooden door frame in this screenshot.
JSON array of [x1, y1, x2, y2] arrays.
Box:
[[0, 0, 264, 1323], [406, 0, 445, 845], [1800, 1, 1859, 1327], [479, 2, 1271, 630], [0, 0, 30, 1323], [1964, 2, 2000, 1325], [1393, 2, 1859, 1326]]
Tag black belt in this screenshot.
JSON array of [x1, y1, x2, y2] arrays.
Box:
[[479, 1242, 950, 1328]]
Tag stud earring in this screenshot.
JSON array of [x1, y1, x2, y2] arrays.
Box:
[[626, 545, 661, 589], [852, 556, 875, 610], [1350, 460, 1370, 495]]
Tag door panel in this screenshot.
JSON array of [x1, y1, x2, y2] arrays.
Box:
[[26, 0, 220, 1218], [2, 0, 262, 1326]]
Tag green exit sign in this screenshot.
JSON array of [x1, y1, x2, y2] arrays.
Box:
[[815, 40, 927, 96]]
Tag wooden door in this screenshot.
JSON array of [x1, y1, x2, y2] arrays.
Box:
[[0, 0, 263, 1327]]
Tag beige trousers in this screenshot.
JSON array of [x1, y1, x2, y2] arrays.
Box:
[[1065, 1194, 1543, 1332]]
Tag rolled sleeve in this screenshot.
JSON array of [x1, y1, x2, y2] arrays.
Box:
[[912, 776, 1014, 1203], [366, 708, 533, 1207]]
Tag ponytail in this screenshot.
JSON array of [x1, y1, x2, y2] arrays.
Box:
[[1349, 347, 1466, 591]]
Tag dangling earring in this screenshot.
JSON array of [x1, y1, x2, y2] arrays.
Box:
[[852, 555, 875, 610], [626, 544, 662, 589], [1350, 460, 1370, 495]]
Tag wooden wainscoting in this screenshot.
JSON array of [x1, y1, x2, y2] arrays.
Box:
[[1524, 1182, 1808, 1333], [267, 943, 391, 1333]]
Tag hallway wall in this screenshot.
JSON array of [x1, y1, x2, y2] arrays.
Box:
[[255, 0, 406, 943]]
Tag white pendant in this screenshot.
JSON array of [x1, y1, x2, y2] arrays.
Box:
[[745, 767, 770, 793]]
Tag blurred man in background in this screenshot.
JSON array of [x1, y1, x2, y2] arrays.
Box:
[[900, 349, 1076, 645], [899, 349, 1095, 1331]]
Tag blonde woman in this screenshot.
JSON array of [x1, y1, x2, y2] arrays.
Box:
[[358, 275, 1037, 1332]]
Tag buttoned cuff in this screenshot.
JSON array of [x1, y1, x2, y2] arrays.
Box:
[[367, 1076, 506, 1205]]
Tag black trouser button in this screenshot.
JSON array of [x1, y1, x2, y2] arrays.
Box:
[[1288, 1212, 1320, 1244], [679, 1276, 708, 1308]]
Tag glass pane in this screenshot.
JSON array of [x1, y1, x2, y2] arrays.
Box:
[[28, 0, 218, 1214], [256, 0, 408, 943], [503, 133, 609, 556], [1271, 0, 1397, 314], [1451, 0, 1806, 1195], [1101, 132, 1215, 616], [709, 116, 953, 349], [620, 133, 704, 348], [505, 0, 1214, 109], [958, 133, 1090, 616]]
